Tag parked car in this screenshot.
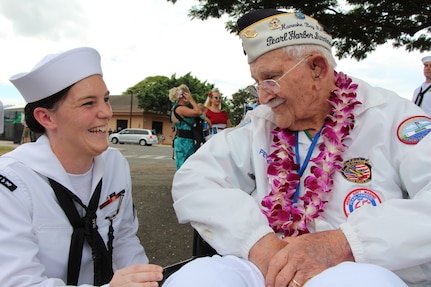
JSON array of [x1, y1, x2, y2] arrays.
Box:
[[109, 128, 158, 146]]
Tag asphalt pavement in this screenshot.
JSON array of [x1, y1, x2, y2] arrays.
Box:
[[0, 140, 194, 268], [129, 147, 194, 267]]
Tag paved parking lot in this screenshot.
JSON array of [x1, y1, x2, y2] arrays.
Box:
[[104, 143, 195, 267], [130, 155, 194, 267]]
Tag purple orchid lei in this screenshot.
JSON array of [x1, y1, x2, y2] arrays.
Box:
[[262, 72, 362, 237]]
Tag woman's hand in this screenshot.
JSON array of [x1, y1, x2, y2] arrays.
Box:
[[109, 264, 163, 287], [183, 91, 193, 102]]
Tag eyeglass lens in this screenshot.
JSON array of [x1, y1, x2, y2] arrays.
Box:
[[255, 54, 312, 94]]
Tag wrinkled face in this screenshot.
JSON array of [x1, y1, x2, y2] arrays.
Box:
[[250, 49, 322, 130], [48, 75, 112, 160]]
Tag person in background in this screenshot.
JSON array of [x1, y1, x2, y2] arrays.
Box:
[[0, 47, 162, 287], [412, 55, 431, 116], [169, 84, 202, 170], [158, 133, 165, 144], [198, 103, 211, 126], [198, 103, 212, 141], [164, 9, 431, 287], [242, 85, 260, 120], [21, 113, 31, 143], [204, 88, 231, 137], [0, 99, 4, 135]]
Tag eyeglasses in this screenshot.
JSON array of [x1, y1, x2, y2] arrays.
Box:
[[213, 96, 221, 100], [253, 54, 312, 95]]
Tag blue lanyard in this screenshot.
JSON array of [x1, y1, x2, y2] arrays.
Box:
[[293, 128, 322, 204]]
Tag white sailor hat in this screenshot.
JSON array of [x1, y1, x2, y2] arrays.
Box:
[[422, 56, 431, 64], [9, 47, 102, 103]]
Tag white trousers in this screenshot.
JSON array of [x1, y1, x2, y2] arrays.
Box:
[[163, 255, 407, 287]]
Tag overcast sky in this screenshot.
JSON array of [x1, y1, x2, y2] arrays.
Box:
[[0, 0, 429, 107]]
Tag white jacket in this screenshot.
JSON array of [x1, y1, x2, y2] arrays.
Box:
[[412, 83, 431, 116], [0, 135, 148, 287], [172, 77, 431, 286]]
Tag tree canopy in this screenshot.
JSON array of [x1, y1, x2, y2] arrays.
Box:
[[124, 72, 261, 125], [228, 87, 259, 125], [167, 0, 430, 60], [124, 72, 216, 115]]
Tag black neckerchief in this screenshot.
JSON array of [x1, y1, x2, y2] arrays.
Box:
[[414, 84, 431, 107], [49, 178, 113, 285]]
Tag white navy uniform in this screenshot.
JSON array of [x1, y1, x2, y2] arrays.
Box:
[[412, 83, 431, 116], [169, 76, 431, 287], [0, 135, 148, 287]]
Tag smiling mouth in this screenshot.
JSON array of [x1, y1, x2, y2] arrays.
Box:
[[266, 97, 285, 109], [89, 125, 108, 133]]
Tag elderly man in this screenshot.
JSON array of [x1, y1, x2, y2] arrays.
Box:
[[164, 9, 431, 287], [412, 55, 431, 115]]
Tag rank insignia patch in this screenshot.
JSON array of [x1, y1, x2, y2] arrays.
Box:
[[0, 174, 17, 192], [343, 188, 382, 217], [341, 158, 372, 183], [397, 116, 431, 144]]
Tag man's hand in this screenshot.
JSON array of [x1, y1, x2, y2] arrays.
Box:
[[250, 230, 354, 287], [249, 233, 287, 277], [109, 264, 163, 287], [268, 230, 354, 287]]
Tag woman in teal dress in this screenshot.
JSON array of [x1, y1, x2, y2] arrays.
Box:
[[169, 84, 203, 170]]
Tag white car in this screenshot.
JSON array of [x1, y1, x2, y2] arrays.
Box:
[[109, 128, 158, 146]]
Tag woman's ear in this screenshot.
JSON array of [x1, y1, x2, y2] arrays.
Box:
[[33, 107, 55, 130]]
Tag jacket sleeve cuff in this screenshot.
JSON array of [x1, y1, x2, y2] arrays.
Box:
[[339, 222, 366, 262], [241, 225, 274, 259]]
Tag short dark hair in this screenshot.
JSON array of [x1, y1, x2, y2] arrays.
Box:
[[24, 85, 72, 134]]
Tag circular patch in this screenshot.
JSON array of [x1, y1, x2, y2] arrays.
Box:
[[341, 158, 372, 183], [343, 188, 382, 217], [397, 116, 431, 144]]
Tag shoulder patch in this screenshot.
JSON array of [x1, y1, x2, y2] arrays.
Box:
[[397, 116, 431, 144], [0, 174, 17, 192], [343, 188, 382, 217], [341, 158, 372, 183]]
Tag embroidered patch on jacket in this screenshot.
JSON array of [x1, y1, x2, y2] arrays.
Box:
[[343, 188, 382, 217], [341, 158, 372, 183], [0, 174, 17, 192], [397, 116, 431, 144]]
